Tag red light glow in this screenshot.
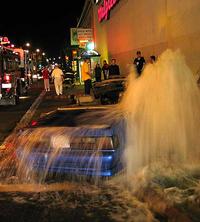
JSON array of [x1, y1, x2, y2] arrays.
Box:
[[4, 75, 11, 82], [31, 120, 38, 126]]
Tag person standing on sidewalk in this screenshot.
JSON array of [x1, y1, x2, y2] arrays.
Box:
[[133, 51, 146, 77], [51, 64, 64, 95], [81, 58, 92, 95], [42, 66, 50, 91], [94, 62, 102, 82], [109, 58, 120, 77], [102, 60, 109, 80]]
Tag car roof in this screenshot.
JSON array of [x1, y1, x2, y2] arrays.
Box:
[[94, 77, 126, 85], [30, 106, 115, 128], [22, 125, 114, 137]]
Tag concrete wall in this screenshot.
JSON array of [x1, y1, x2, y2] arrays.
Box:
[[93, 0, 200, 75]]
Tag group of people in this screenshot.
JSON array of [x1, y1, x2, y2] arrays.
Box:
[[82, 51, 156, 96], [133, 51, 156, 76], [94, 51, 156, 83], [42, 51, 156, 97], [41, 64, 64, 96], [81, 58, 121, 95], [94, 58, 120, 82]]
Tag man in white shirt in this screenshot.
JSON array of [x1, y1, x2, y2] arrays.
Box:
[[51, 64, 64, 95]]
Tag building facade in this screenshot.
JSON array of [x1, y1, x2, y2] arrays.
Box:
[[79, 0, 200, 76]]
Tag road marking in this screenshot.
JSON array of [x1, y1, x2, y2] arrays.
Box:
[[0, 91, 46, 150], [57, 105, 115, 111], [14, 91, 46, 131]]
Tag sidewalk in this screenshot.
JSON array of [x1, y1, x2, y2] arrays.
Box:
[[30, 81, 99, 121], [45, 82, 84, 99], [44, 81, 99, 105], [31, 80, 85, 100]]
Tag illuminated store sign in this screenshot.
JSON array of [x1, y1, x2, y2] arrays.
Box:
[[98, 0, 119, 22], [70, 28, 93, 48]]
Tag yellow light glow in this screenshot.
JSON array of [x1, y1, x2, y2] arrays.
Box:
[[79, 40, 89, 43]]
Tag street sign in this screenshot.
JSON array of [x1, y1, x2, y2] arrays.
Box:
[[70, 28, 79, 46], [70, 28, 93, 48], [77, 29, 93, 41]]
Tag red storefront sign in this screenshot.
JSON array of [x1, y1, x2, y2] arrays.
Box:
[[98, 0, 119, 22]]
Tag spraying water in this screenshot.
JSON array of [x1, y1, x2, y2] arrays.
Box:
[[119, 49, 200, 175]]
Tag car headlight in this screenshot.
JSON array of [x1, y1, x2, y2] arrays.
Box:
[[51, 135, 70, 149]]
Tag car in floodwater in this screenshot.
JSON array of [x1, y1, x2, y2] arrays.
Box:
[[14, 106, 125, 178]]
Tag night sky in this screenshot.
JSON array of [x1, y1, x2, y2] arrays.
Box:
[[0, 0, 85, 57]]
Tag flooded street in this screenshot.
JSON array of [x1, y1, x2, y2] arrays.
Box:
[[0, 179, 156, 222], [0, 165, 200, 222]]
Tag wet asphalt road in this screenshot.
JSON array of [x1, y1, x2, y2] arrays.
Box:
[[0, 80, 83, 145], [0, 81, 43, 144], [0, 178, 157, 222]]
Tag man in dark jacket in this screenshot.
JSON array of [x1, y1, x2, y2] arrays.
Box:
[[109, 58, 120, 77], [133, 51, 145, 76], [102, 60, 109, 80]]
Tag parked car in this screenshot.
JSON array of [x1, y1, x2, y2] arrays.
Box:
[[93, 75, 126, 105], [14, 106, 125, 179]]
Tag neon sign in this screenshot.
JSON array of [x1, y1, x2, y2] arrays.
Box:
[[98, 0, 119, 22]]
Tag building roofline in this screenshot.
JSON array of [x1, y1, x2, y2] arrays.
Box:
[[77, 0, 94, 27]]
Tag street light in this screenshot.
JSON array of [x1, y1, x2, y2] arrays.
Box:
[[35, 49, 41, 74], [24, 42, 33, 81], [86, 41, 95, 51], [42, 52, 45, 56]]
